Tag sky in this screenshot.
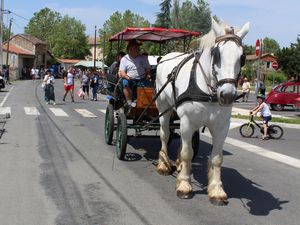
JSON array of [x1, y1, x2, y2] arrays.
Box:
[[3, 0, 299, 48]]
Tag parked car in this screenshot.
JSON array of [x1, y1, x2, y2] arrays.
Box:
[[0, 74, 5, 90], [265, 81, 300, 111]]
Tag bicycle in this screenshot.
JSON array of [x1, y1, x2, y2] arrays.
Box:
[[239, 114, 284, 139]]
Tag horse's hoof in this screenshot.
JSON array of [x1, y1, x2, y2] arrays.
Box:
[[209, 197, 228, 206], [157, 165, 176, 176], [177, 191, 193, 199]]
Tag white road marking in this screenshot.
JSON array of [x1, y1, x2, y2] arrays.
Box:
[[0, 107, 11, 115], [49, 108, 69, 117], [24, 107, 40, 116], [98, 109, 106, 114], [74, 109, 97, 118], [229, 121, 242, 130], [0, 86, 14, 107], [98, 108, 300, 169], [202, 132, 300, 169]]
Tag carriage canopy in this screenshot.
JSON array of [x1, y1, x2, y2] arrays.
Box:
[[109, 27, 200, 43]]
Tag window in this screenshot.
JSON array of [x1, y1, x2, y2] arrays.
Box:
[[276, 85, 286, 93], [285, 85, 296, 93]]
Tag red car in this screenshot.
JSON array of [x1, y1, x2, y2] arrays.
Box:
[[266, 81, 300, 111]]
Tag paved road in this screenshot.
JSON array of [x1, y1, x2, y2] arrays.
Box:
[[0, 80, 300, 225], [234, 91, 300, 118]]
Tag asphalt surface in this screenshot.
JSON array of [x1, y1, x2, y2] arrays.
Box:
[[0, 80, 300, 225]]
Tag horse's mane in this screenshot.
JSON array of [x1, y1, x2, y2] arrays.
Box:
[[199, 21, 237, 50]]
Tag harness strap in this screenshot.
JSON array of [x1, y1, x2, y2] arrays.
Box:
[[175, 51, 217, 108]]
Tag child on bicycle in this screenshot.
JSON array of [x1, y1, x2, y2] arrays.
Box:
[[250, 94, 272, 140]]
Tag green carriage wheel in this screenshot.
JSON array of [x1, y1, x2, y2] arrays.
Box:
[[105, 104, 115, 145], [116, 113, 127, 160]]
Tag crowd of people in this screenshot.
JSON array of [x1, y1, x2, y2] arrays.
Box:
[[41, 65, 106, 105]]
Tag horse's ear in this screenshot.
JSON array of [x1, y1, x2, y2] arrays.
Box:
[[211, 17, 224, 37], [236, 22, 250, 39]]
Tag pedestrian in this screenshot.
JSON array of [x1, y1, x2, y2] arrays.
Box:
[[43, 70, 56, 105], [30, 67, 36, 81], [39, 67, 45, 80], [90, 69, 99, 101], [241, 78, 251, 102], [35, 67, 39, 80], [80, 70, 90, 100], [250, 94, 272, 140], [63, 66, 75, 103], [254, 78, 266, 96], [4, 67, 11, 84]]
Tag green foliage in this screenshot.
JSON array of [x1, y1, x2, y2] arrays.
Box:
[[155, 0, 172, 28], [2, 23, 13, 41], [242, 63, 255, 80], [276, 37, 300, 79], [25, 7, 61, 43], [170, 0, 211, 34], [266, 71, 287, 84], [262, 37, 280, 54], [232, 114, 300, 124], [25, 8, 90, 59], [99, 10, 151, 65], [190, 0, 211, 34], [49, 16, 90, 59], [243, 44, 255, 55]]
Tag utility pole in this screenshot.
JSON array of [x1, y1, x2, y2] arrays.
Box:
[[0, 0, 4, 73], [5, 17, 12, 68], [93, 25, 97, 70]]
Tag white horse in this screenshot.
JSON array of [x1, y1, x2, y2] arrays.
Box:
[[155, 18, 250, 205]]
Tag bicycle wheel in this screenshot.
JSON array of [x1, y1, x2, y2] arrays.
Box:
[[268, 125, 283, 139], [239, 123, 255, 138]]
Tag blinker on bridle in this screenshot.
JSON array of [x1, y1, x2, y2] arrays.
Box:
[[211, 34, 245, 88]]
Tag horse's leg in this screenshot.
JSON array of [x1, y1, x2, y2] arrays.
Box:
[[207, 124, 229, 206], [176, 119, 194, 198], [157, 109, 174, 175]]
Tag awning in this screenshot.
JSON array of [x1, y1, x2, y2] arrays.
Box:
[[74, 60, 108, 68], [109, 27, 200, 43]]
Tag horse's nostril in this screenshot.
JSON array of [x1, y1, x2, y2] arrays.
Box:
[[220, 92, 224, 98]]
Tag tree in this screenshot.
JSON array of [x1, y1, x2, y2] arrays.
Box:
[[25, 7, 61, 42], [155, 0, 172, 28], [49, 16, 90, 59], [277, 37, 300, 80], [99, 10, 150, 65], [243, 44, 255, 55], [2, 23, 13, 41], [262, 37, 280, 54], [190, 0, 211, 34], [171, 0, 181, 28]]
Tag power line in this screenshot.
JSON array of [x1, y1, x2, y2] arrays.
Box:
[[2, 9, 29, 21]]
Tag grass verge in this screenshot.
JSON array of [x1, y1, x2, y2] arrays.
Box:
[[232, 114, 300, 124]]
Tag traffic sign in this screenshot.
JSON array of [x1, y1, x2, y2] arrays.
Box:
[[255, 39, 261, 57], [272, 61, 279, 70]]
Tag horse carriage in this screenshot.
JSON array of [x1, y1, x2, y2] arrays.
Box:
[[104, 27, 200, 160], [105, 18, 250, 205]]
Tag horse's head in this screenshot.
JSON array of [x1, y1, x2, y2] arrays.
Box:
[[210, 18, 250, 106]]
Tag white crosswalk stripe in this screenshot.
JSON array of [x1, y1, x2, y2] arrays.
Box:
[[0, 107, 11, 115], [24, 107, 40, 116], [74, 109, 97, 118], [1, 107, 99, 118], [49, 108, 69, 117], [98, 109, 106, 114]]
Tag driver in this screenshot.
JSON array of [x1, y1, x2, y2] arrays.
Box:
[[118, 39, 151, 107]]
